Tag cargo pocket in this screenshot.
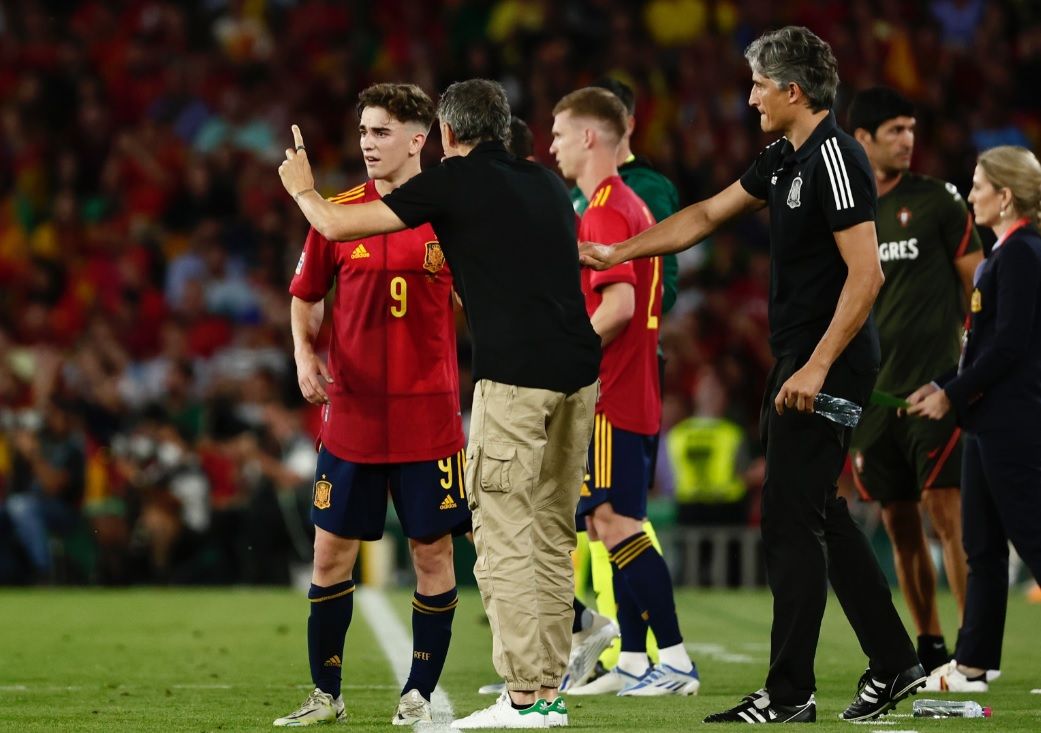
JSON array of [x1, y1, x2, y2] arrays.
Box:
[[465, 444, 481, 511], [480, 441, 519, 493]]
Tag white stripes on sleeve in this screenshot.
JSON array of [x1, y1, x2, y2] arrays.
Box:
[[821, 137, 855, 211]]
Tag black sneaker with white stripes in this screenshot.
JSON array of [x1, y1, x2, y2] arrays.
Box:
[[841, 663, 927, 721], [704, 689, 816, 724]]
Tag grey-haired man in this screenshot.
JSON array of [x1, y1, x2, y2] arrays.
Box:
[[580, 26, 924, 724]]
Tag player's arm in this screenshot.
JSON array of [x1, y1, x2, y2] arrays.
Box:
[[291, 296, 333, 404], [279, 125, 408, 241], [937, 185, 984, 305], [775, 221, 884, 414], [591, 282, 635, 346], [954, 249, 983, 305], [579, 180, 763, 269]]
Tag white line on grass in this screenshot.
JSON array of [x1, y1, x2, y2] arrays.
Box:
[[357, 587, 454, 731]]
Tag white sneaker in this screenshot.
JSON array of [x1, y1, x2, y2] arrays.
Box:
[[392, 689, 432, 725], [451, 690, 547, 729], [561, 612, 619, 691], [922, 660, 989, 692], [566, 667, 641, 696], [618, 663, 701, 696], [273, 688, 345, 727], [543, 698, 568, 727]]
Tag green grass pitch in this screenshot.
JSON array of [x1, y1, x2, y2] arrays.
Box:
[[0, 587, 1037, 731]]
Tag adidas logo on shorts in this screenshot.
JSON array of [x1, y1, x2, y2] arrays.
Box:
[[439, 494, 457, 510]]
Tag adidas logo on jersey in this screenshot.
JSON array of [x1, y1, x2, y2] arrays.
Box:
[[350, 243, 370, 259], [439, 494, 457, 510]]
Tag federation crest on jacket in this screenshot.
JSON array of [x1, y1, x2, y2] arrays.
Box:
[[787, 175, 803, 209]]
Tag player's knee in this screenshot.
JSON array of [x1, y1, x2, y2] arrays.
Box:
[[881, 502, 922, 544], [591, 510, 642, 549], [312, 534, 356, 581], [922, 491, 962, 540], [410, 535, 453, 580]]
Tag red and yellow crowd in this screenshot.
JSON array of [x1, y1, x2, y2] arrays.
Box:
[[1, 0, 1039, 583]]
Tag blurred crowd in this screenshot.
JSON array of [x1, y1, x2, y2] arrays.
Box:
[[1, 0, 1039, 584]]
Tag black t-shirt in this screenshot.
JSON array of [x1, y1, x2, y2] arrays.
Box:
[[383, 141, 601, 393], [740, 112, 881, 371]]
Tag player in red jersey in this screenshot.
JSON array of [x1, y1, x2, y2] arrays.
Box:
[[550, 88, 700, 697], [275, 84, 468, 728]]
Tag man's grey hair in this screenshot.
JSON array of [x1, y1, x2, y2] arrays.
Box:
[[437, 79, 511, 146], [744, 26, 839, 112]]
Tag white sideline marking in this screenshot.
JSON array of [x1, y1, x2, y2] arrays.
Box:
[[685, 642, 758, 664], [357, 588, 454, 731], [1032, 688, 1041, 694]]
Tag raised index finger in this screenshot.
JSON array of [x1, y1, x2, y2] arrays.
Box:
[[292, 124, 305, 150]]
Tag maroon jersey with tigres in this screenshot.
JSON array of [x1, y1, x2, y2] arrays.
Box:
[[580, 175, 662, 436], [289, 180, 464, 463]]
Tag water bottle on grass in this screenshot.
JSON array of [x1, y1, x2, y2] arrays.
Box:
[[912, 699, 991, 718], [812, 393, 862, 428]]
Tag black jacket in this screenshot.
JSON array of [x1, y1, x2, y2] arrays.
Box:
[[942, 222, 1041, 432]]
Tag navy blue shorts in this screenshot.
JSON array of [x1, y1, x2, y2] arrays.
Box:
[[311, 447, 471, 540], [576, 414, 655, 526]]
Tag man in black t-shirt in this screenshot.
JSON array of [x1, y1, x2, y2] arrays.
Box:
[[278, 79, 599, 729], [581, 26, 923, 724]]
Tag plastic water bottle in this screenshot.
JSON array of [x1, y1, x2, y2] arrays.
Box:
[[912, 699, 991, 718], [812, 393, 862, 428]]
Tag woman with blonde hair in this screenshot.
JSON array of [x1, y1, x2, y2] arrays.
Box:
[[908, 145, 1041, 691]]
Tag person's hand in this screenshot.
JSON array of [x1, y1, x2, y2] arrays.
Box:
[[295, 349, 333, 404], [278, 125, 316, 200], [775, 361, 828, 415], [898, 382, 938, 417], [907, 388, 951, 420], [578, 242, 619, 270]]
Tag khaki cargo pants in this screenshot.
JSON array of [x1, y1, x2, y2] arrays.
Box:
[[465, 379, 598, 691]]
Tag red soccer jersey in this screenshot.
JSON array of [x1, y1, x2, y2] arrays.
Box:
[[289, 180, 464, 463], [580, 176, 662, 435]]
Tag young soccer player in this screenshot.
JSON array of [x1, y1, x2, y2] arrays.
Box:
[[551, 87, 700, 697], [274, 83, 469, 727]]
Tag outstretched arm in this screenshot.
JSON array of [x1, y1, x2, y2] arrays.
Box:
[[579, 180, 763, 269], [279, 125, 407, 241]]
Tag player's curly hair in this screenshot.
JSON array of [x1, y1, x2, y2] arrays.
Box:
[[356, 83, 436, 132], [745, 26, 839, 113]]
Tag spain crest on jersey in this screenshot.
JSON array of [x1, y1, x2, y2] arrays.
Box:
[[423, 241, 445, 276], [897, 207, 912, 227], [313, 479, 332, 510]]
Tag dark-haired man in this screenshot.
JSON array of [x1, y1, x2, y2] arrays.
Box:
[[846, 86, 982, 676], [279, 78, 601, 729], [581, 26, 924, 723], [276, 83, 469, 727]]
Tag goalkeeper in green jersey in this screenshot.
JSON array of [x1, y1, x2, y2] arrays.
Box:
[[846, 87, 983, 674]]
